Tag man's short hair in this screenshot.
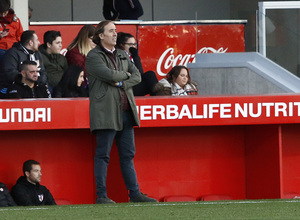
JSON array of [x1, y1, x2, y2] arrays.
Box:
[[21, 60, 37, 71], [43, 30, 61, 49], [23, 160, 40, 176], [21, 30, 36, 46]]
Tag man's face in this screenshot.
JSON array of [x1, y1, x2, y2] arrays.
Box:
[[22, 64, 39, 83], [26, 164, 42, 184], [100, 22, 117, 50], [47, 36, 62, 54], [29, 33, 40, 51]]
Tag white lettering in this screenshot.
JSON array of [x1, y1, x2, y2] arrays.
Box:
[[262, 103, 274, 117], [0, 108, 9, 122], [11, 108, 22, 122], [47, 108, 51, 122], [235, 103, 247, 118], [209, 104, 219, 119], [178, 105, 192, 119], [249, 103, 261, 118], [23, 108, 34, 122], [0, 108, 52, 123], [166, 105, 179, 119], [156, 47, 228, 76], [274, 102, 287, 117], [153, 105, 165, 120], [140, 105, 152, 120], [192, 104, 203, 119], [220, 104, 232, 118], [294, 102, 300, 116]]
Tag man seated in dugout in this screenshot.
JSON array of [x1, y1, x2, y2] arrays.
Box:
[[11, 159, 56, 206]]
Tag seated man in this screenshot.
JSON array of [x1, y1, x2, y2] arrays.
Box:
[[0, 182, 17, 207], [38, 30, 68, 93], [11, 160, 56, 206], [6, 60, 51, 98], [0, 30, 47, 98]]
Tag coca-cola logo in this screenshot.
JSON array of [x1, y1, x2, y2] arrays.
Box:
[[156, 47, 228, 76]]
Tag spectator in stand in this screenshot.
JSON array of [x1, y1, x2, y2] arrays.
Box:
[[6, 60, 51, 98], [11, 160, 56, 206], [39, 30, 68, 93], [0, 0, 23, 60], [52, 65, 88, 98], [153, 65, 198, 96], [0, 182, 17, 207], [65, 24, 96, 88], [103, 0, 143, 20], [86, 20, 157, 204], [116, 32, 158, 96], [0, 30, 47, 98]]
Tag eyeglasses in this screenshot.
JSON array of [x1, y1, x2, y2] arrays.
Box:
[[124, 43, 137, 47]]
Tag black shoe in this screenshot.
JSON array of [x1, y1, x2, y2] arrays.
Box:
[[96, 197, 116, 204], [130, 192, 158, 203]]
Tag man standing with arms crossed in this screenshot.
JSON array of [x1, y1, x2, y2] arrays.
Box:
[[86, 20, 157, 204]]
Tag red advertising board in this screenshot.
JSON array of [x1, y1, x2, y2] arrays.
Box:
[[138, 24, 245, 79], [30, 21, 245, 78], [1, 94, 300, 131]]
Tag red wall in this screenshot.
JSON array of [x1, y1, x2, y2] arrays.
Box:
[[2, 95, 300, 203]]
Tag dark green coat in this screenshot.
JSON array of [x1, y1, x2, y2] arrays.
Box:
[[86, 46, 141, 132], [38, 45, 68, 87]]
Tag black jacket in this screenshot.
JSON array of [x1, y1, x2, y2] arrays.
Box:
[[0, 42, 48, 87], [0, 182, 17, 207], [6, 74, 51, 99], [103, 0, 143, 20], [11, 176, 56, 206], [52, 85, 88, 98]]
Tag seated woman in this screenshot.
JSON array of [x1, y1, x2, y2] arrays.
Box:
[[52, 65, 88, 98], [116, 32, 158, 96], [65, 24, 96, 87], [153, 65, 198, 96]]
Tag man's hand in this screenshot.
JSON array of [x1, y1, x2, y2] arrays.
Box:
[[0, 30, 9, 39]]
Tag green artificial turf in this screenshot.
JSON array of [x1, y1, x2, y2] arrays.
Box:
[[1, 199, 300, 220]]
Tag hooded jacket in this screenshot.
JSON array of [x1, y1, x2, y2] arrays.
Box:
[[39, 44, 68, 87], [11, 176, 56, 206], [0, 9, 23, 50], [0, 42, 48, 87]]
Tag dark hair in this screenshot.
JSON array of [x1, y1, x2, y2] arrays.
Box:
[[93, 20, 113, 45], [116, 32, 134, 49], [20, 30, 36, 46], [23, 160, 40, 176], [0, 0, 10, 14], [53, 65, 85, 97], [166, 65, 191, 84], [43, 30, 61, 49], [21, 60, 37, 71]]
